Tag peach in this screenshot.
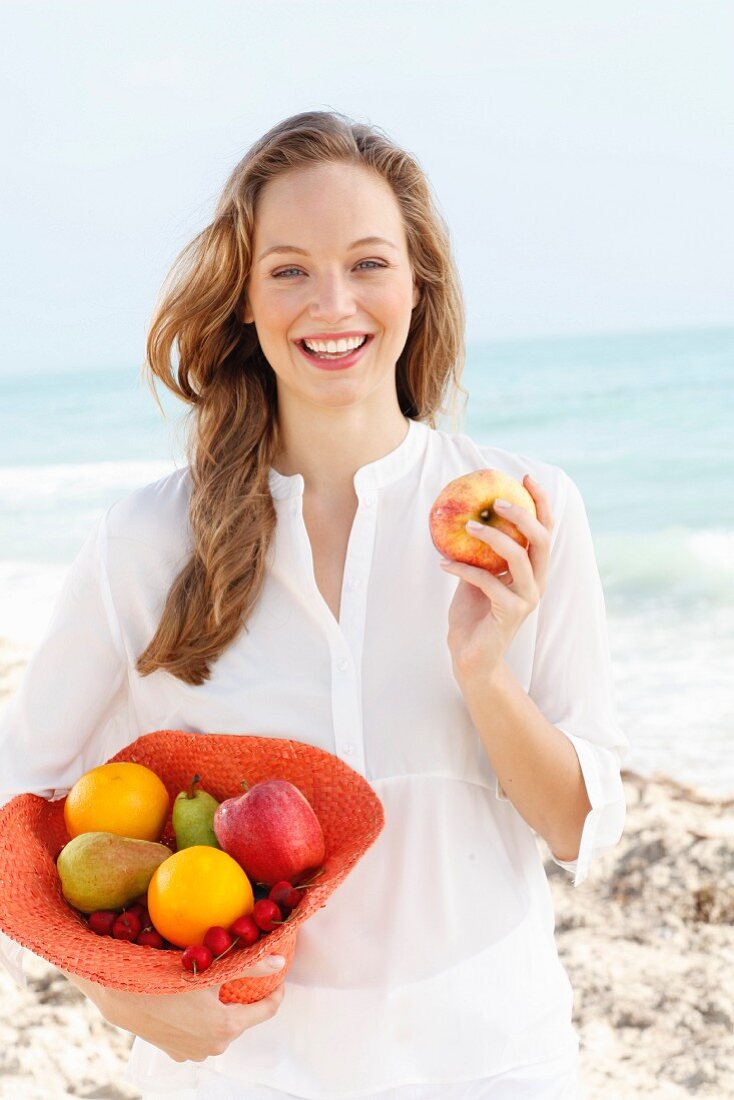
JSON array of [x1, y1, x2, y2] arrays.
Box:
[[429, 469, 537, 576]]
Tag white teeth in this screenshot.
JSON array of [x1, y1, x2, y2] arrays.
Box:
[[303, 335, 367, 354]]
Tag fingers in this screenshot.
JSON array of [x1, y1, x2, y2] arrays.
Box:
[[220, 983, 286, 1034], [493, 495, 552, 549], [235, 955, 287, 979], [440, 557, 518, 601], [463, 522, 535, 591], [463, 475, 554, 593], [522, 474, 554, 534], [156, 984, 287, 1062]]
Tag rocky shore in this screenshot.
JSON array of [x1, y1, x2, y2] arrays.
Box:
[[1, 769, 732, 1098]]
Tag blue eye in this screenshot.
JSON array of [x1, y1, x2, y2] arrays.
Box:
[[272, 260, 387, 278]]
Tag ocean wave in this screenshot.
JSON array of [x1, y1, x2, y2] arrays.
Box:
[[597, 527, 734, 608], [0, 460, 182, 503]]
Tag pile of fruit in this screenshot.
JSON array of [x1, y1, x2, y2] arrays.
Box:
[[57, 762, 326, 976]]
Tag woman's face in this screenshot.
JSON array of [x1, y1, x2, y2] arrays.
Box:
[[243, 162, 420, 411]]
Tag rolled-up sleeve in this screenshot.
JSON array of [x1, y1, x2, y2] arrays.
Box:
[[523, 469, 629, 887], [0, 512, 128, 986]]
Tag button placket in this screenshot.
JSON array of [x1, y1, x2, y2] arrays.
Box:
[[329, 479, 378, 775], [331, 648, 363, 771]]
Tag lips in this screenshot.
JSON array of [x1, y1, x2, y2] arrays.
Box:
[[294, 334, 375, 371], [301, 335, 368, 357]]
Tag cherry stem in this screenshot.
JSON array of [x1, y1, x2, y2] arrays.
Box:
[[213, 936, 241, 962], [187, 775, 201, 800], [239, 778, 250, 793], [296, 867, 326, 888], [254, 866, 326, 894]]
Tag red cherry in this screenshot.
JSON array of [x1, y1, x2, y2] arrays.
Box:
[[252, 899, 282, 932], [87, 910, 117, 936], [181, 944, 213, 974], [112, 912, 142, 941], [136, 929, 165, 948], [124, 902, 151, 928], [269, 881, 301, 910], [230, 914, 260, 946], [203, 926, 234, 957]]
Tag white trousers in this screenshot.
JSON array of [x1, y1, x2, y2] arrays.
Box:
[[141, 1049, 582, 1100]]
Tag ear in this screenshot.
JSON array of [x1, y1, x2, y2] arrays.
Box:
[[412, 281, 421, 310], [242, 299, 254, 324]]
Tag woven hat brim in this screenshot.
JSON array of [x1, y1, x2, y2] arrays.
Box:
[[0, 731, 384, 1003]]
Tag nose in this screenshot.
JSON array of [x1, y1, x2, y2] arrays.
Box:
[[307, 269, 357, 323]]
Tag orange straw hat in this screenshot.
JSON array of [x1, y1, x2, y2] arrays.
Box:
[[0, 731, 384, 1004]]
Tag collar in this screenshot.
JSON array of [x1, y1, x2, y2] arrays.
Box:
[[268, 417, 430, 501]]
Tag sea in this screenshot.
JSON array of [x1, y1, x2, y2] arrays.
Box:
[[1, 327, 732, 795]]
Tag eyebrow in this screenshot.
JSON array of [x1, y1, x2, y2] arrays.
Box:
[[257, 236, 399, 262]]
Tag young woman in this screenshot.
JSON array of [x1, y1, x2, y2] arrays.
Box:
[[0, 110, 628, 1099]]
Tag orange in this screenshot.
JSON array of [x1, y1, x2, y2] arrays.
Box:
[[64, 762, 170, 842], [147, 846, 254, 948]]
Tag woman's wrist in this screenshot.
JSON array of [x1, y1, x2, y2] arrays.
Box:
[[62, 970, 119, 1026]]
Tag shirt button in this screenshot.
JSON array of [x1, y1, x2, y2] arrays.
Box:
[[289, 504, 297, 517], [364, 494, 376, 508], [337, 658, 349, 671], [342, 742, 355, 755], [348, 576, 360, 590]]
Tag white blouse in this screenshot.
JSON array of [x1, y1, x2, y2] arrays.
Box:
[[0, 417, 628, 1098]]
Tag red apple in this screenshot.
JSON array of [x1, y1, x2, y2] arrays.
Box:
[[213, 779, 325, 887], [429, 468, 537, 575]]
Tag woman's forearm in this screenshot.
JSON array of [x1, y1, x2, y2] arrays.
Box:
[[457, 661, 591, 860], [59, 960, 285, 1062]]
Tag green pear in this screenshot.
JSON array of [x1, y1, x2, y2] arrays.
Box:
[[172, 775, 221, 850], [57, 832, 171, 913]]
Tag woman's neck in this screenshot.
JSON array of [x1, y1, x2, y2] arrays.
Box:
[[272, 401, 409, 500]]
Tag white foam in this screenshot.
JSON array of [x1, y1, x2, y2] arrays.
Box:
[[595, 526, 734, 608], [0, 460, 181, 503], [608, 602, 734, 797]]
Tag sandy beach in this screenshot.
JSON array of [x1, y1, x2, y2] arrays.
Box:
[[1, 766, 731, 1098], [553, 769, 734, 1097]]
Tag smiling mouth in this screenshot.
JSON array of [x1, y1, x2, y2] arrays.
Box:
[[297, 335, 370, 361]]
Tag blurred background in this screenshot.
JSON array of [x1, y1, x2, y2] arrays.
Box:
[[1, 0, 733, 794]]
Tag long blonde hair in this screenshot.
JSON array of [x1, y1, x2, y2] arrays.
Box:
[[137, 109, 467, 685]]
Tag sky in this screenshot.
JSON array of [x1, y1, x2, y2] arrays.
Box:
[[1, 0, 733, 374]]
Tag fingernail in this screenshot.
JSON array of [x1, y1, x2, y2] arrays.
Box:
[[494, 499, 512, 510], [466, 520, 484, 531], [267, 955, 285, 969]]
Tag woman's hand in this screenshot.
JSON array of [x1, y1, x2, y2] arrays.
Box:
[[61, 955, 286, 1063], [439, 474, 554, 686]]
